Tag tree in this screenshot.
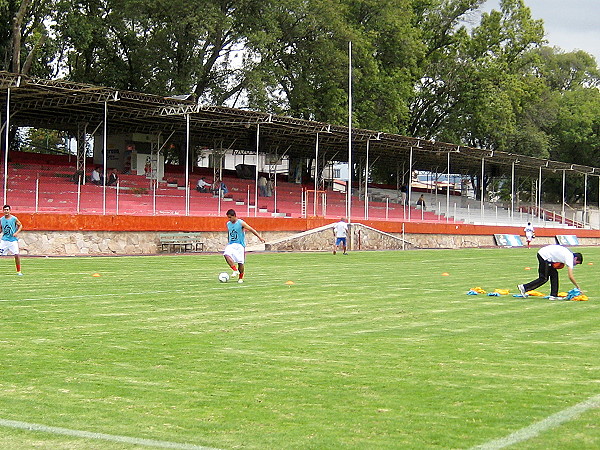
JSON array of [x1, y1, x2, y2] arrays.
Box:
[[1, 0, 55, 76], [53, 0, 275, 101]]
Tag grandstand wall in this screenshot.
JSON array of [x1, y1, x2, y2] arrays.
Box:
[[14, 213, 600, 255]]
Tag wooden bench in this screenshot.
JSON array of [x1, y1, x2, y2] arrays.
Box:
[[159, 232, 204, 253]]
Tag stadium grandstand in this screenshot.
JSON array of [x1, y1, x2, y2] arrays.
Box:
[[1, 71, 600, 254]]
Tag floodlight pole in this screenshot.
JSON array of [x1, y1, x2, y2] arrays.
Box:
[[3, 87, 9, 205], [347, 41, 352, 222]]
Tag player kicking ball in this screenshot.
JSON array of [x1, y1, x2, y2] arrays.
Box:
[[223, 209, 265, 283], [518, 244, 583, 300], [1, 205, 23, 276]]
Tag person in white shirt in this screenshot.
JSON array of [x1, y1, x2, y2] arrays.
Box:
[[90, 167, 102, 185], [524, 222, 535, 248], [332, 218, 348, 255], [196, 177, 211, 193], [518, 244, 583, 300]]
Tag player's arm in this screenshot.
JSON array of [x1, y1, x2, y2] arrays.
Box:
[[242, 222, 266, 243], [14, 218, 23, 237], [567, 267, 580, 290]]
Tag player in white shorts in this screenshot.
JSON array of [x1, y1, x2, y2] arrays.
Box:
[[223, 209, 265, 283], [1, 205, 23, 275]]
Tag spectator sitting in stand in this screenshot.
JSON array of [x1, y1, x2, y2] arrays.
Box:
[[196, 177, 211, 193], [416, 194, 426, 210], [90, 167, 103, 185], [258, 175, 268, 197], [213, 179, 229, 197], [107, 168, 119, 186]]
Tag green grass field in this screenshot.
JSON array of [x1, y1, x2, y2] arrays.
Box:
[[0, 247, 599, 449]]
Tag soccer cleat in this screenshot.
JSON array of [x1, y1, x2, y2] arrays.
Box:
[[549, 296, 563, 301], [517, 284, 529, 297], [231, 270, 239, 277], [16, 272, 23, 276], [517, 284, 528, 297], [238, 279, 244, 284]]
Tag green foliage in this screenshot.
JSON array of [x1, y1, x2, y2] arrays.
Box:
[[0, 249, 599, 448], [21, 128, 69, 154], [2, 0, 600, 193]]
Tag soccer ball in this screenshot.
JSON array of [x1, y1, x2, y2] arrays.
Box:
[[218, 272, 230, 283]]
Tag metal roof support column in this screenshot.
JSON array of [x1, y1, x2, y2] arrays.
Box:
[[76, 123, 88, 185], [364, 139, 369, 220], [102, 100, 108, 215], [511, 161, 515, 221], [255, 123, 260, 217], [538, 166, 542, 220], [446, 152, 450, 223], [408, 147, 413, 222], [2, 87, 9, 204], [347, 41, 353, 223], [561, 169, 566, 224], [314, 133, 319, 216], [583, 172, 588, 227], [185, 113, 190, 216], [480, 157, 485, 222]]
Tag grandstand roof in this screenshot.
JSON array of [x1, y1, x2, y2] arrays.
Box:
[[1, 71, 598, 178]]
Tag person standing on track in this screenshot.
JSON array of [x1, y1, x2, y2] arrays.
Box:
[[332, 218, 348, 255], [524, 222, 535, 248]]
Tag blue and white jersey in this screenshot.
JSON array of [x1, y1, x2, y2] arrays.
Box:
[[1, 216, 19, 242], [227, 219, 246, 247]]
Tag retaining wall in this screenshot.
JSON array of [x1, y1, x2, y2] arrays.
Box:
[[11, 213, 600, 255]]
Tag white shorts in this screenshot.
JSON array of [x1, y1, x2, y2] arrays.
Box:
[[223, 243, 245, 264], [0, 240, 19, 255]]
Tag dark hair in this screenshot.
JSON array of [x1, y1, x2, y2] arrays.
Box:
[[573, 252, 583, 264], [226, 209, 236, 217], [3, 204, 10, 209]]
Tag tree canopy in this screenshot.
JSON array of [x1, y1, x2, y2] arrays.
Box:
[[2, 0, 600, 189]]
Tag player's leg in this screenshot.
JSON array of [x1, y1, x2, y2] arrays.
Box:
[[224, 254, 238, 276], [548, 268, 559, 297], [342, 237, 347, 255], [523, 255, 549, 292], [14, 253, 22, 274], [237, 248, 246, 283]]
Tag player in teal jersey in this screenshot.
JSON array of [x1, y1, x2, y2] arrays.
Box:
[[1, 205, 23, 275], [223, 209, 265, 283]]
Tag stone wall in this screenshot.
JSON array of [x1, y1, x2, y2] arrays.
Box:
[[15, 230, 600, 256]]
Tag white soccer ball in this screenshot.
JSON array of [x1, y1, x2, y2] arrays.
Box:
[[218, 272, 230, 283]]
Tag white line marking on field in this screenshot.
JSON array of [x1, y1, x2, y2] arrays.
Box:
[[0, 289, 188, 303], [471, 394, 600, 449], [0, 418, 220, 449]]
